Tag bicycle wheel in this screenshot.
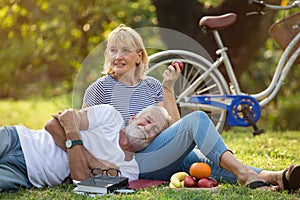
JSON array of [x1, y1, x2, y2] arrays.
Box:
[[147, 50, 229, 133]]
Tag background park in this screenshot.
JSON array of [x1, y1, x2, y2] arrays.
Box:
[[0, 0, 299, 199]]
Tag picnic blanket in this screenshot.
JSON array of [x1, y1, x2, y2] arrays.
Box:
[[128, 179, 168, 190]]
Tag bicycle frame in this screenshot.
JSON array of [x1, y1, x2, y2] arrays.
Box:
[[211, 29, 300, 108], [253, 32, 300, 107], [148, 1, 300, 134], [173, 13, 300, 134]]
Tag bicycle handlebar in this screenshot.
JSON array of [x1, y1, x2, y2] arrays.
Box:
[[248, 0, 300, 15], [247, 0, 300, 15], [250, 0, 300, 9]]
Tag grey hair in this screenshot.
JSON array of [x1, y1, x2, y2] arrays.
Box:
[[135, 105, 172, 127]]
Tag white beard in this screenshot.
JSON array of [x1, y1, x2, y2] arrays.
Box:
[[125, 120, 149, 151]]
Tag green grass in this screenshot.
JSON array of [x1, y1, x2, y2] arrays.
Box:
[[0, 95, 72, 129], [0, 97, 300, 199]]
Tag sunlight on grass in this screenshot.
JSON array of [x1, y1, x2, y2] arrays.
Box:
[[222, 128, 300, 171], [0, 95, 72, 129]]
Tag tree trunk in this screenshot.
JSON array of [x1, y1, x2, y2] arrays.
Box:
[[152, 0, 281, 83]]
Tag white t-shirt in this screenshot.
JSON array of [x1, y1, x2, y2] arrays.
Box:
[[16, 104, 139, 188]]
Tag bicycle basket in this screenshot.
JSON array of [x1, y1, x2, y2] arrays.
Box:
[[269, 11, 300, 64]]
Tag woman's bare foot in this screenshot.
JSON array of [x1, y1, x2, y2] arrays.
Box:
[[258, 164, 295, 191], [236, 167, 273, 190], [219, 151, 273, 190]]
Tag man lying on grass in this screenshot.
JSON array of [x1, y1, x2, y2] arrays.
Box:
[[0, 104, 170, 192], [0, 104, 299, 192]]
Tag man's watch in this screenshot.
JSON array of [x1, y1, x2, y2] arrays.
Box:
[[65, 139, 83, 149]]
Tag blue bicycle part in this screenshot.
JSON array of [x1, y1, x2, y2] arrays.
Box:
[[189, 95, 264, 135]]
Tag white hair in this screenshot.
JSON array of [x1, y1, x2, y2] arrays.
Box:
[[135, 105, 172, 127]]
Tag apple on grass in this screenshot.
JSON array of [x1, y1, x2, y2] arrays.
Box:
[[197, 177, 214, 188], [183, 176, 197, 187], [208, 177, 219, 187]]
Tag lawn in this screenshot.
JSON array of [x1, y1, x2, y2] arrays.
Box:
[[0, 97, 299, 199]]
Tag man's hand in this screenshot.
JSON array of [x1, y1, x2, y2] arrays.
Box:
[[89, 158, 120, 172], [69, 147, 120, 181], [45, 108, 85, 151], [52, 109, 81, 135]]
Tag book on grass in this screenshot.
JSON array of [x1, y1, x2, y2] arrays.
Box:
[[77, 175, 129, 194]]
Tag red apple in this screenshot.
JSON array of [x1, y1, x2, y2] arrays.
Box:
[[197, 177, 214, 188], [208, 177, 219, 187], [183, 176, 197, 187], [171, 61, 184, 71]]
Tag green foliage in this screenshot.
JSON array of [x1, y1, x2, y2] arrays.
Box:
[[197, 0, 222, 7], [265, 95, 300, 131], [0, 0, 156, 99]]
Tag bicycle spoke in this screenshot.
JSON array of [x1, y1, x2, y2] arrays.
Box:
[[196, 83, 217, 95], [148, 50, 228, 133]]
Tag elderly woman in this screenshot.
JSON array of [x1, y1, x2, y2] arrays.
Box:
[[82, 24, 181, 125]]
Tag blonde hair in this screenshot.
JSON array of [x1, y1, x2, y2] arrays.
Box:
[[104, 24, 149, 79]]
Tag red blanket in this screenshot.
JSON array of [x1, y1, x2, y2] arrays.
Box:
[[128, 179, 168, 190]]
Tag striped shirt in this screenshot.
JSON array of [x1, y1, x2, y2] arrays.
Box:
[[83, 75, 163, 125]]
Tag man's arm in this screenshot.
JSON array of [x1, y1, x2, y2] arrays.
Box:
[[44, 118, 67, 151], [47, 108, 118, 180], [45, 109, 89, 151], [48, 109, 90, 180]]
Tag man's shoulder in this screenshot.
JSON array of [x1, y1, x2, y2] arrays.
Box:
[[87, 104, 117, 113], [85, 104, 124, 126]]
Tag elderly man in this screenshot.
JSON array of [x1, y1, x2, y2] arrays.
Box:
[[0, 104, 171, 192]]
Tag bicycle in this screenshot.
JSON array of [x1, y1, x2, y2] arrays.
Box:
[[146, 0, 300, 135]]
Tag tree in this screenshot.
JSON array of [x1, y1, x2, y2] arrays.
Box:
[[0, 0, 156, 98]]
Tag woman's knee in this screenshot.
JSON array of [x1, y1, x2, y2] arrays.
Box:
[[183, 111, 210, 123]]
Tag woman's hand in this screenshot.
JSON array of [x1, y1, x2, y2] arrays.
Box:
[[162, 63, 181, 91], [161, 62, 182, 123]]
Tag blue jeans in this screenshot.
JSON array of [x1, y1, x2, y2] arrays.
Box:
[[136, 111, 261, 184], [0, 126, 33, 191]]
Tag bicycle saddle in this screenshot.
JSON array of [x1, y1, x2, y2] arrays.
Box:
[[199, 13, 237, 30]]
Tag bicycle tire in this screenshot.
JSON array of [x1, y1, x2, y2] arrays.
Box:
[[147, 50, 229, 133]]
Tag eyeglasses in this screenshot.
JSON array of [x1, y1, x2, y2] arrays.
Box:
[[107, 48, 140, 58], [90, 168, 121, 177], [90, 168, 121, 185]]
